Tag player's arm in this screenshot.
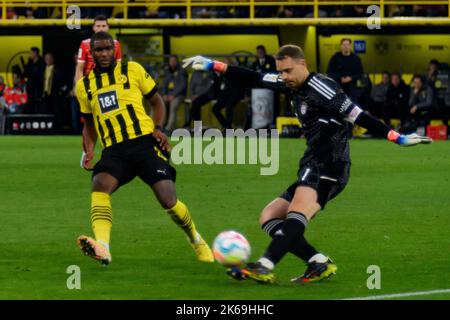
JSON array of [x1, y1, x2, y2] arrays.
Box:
[[115, 40, 122, 62], [75, 45, 87, 83], [75, 79, 97, 170], [334, 91, 432, 146], [137, 62, 171, 152], [74, 61, 85, 83], [182, 55, 286, 92], [81, 115, 97, 170], [146, 90, 171, 152]]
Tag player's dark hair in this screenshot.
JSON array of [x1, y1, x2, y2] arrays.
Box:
[[30, 47, 40, 55], [94, 14, 108, 24], [340, 38, 352, 45], [383, 71, 391, 76], [391, 72, 401, 78], [275, 45, 305, 60], [90, 31, 114, 49]]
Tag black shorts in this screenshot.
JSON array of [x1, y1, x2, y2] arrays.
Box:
[[280, 162, 350, 209], [93, 134, 176, 187]]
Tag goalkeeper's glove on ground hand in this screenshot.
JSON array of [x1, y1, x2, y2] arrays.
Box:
[[388, 130, 433, 146], [182, 56, 227, 73]]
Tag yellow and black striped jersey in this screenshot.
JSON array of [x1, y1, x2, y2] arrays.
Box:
[[75, 61, 157, 148]]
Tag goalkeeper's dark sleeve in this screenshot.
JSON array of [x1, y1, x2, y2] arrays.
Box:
[[354, 111, 396, 140], [225, 65, 286, 92], [225, 65, 264, 87]]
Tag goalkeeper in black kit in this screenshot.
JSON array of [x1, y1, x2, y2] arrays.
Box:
[[183, 45, 431, 284]]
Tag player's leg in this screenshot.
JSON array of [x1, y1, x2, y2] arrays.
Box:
[[150, 179, 214, 263], [77, 146, 135, 266], [259, 195, 320, 262], [135, 136, 213, 262], [230, 186, 321, 283], [77, 172, 119, 265]]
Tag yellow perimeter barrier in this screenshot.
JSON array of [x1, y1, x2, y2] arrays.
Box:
[[1, 0, 449, 26]]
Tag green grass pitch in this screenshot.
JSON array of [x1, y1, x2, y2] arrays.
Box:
[[1, 136, 449, 300]]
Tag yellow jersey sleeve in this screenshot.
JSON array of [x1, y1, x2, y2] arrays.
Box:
[[75, 79, 92, 114], [132, 61, 156, 96]]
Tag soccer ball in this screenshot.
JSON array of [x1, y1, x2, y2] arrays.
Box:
[[212, 230, 251, 267]]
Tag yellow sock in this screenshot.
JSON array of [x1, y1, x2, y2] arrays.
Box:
[[166, 200, 199, 243], [91, 192, 112, 246]]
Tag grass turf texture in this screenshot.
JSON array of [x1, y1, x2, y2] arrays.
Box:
[[0, 136, 449, 300]]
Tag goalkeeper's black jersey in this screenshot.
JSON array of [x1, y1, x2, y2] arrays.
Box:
[[226, 66, 364, 167]]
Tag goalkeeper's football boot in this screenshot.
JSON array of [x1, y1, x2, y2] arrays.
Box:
[[227, 262, 275, 284], [77, 235, 112, 266], [291, 258, 337, 283], [190, 233, 214, 263]]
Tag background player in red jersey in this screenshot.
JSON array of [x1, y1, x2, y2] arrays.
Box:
[[74, 15, 122, 83]]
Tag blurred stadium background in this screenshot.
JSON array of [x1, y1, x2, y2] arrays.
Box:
[[0, 1, 450, 300], [0, 0, 449, 137]]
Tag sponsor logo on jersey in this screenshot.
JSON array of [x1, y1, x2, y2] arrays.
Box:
[[300, 102, 308, 115]]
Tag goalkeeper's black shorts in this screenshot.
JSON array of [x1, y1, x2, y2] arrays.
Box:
[[92, 134, 176, 187], [280, 161, 350, 209]]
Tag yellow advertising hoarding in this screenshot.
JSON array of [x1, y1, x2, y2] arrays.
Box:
[[319, 34, 450, 74], [0, 36, 42, 86], [170, 34, 279, 58]]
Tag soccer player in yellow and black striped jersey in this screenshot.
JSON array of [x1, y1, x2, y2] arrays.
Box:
[[75, 32, 213, 265]]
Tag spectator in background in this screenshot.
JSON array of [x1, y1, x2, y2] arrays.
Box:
[[369, 71, 390, 120], [386, 72, 410, 127], [162, 55, 187, 132], [327, 38, 364, 101], [406, 75, 434, 130], [252, 45, 278, 122], [24, 47, 44, 114], [426, 59, 439, 87], [212, 57, 245, 129], [2, 72, 28, 114], [0, 76, 5, 97], [186, 70, 218, 126], [68, 53, 82, 134], [252, 45, 276, 73], [42, 52, 65, 131]]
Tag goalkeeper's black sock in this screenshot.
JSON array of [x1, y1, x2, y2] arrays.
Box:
[[262, 218, 318, 263], [260, 212, 310, 268]]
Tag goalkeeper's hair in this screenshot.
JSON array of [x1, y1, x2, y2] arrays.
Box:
[[275, 45, 305, 61], [90, 31, 114, 49]]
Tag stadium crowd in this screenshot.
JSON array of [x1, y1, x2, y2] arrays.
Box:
[[1, 34, 449, 135], [3, 4, 449, 20]]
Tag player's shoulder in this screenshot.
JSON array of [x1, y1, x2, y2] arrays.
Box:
[[306, 73, 340, 100], [80, 38, 90, 47], [127, 61, 151, 77], [75, 76, 87, 95]]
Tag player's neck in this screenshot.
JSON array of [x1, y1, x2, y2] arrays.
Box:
[[95, 61, 117, 73]]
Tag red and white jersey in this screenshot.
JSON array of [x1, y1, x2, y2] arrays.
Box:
[[77, 38, 122, 76]]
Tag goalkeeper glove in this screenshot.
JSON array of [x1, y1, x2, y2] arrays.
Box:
[[388, 130, 433, 146], [182, 56, 227, 73]]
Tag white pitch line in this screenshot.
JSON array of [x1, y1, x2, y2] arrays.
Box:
[[343, 288, 450, 300]]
